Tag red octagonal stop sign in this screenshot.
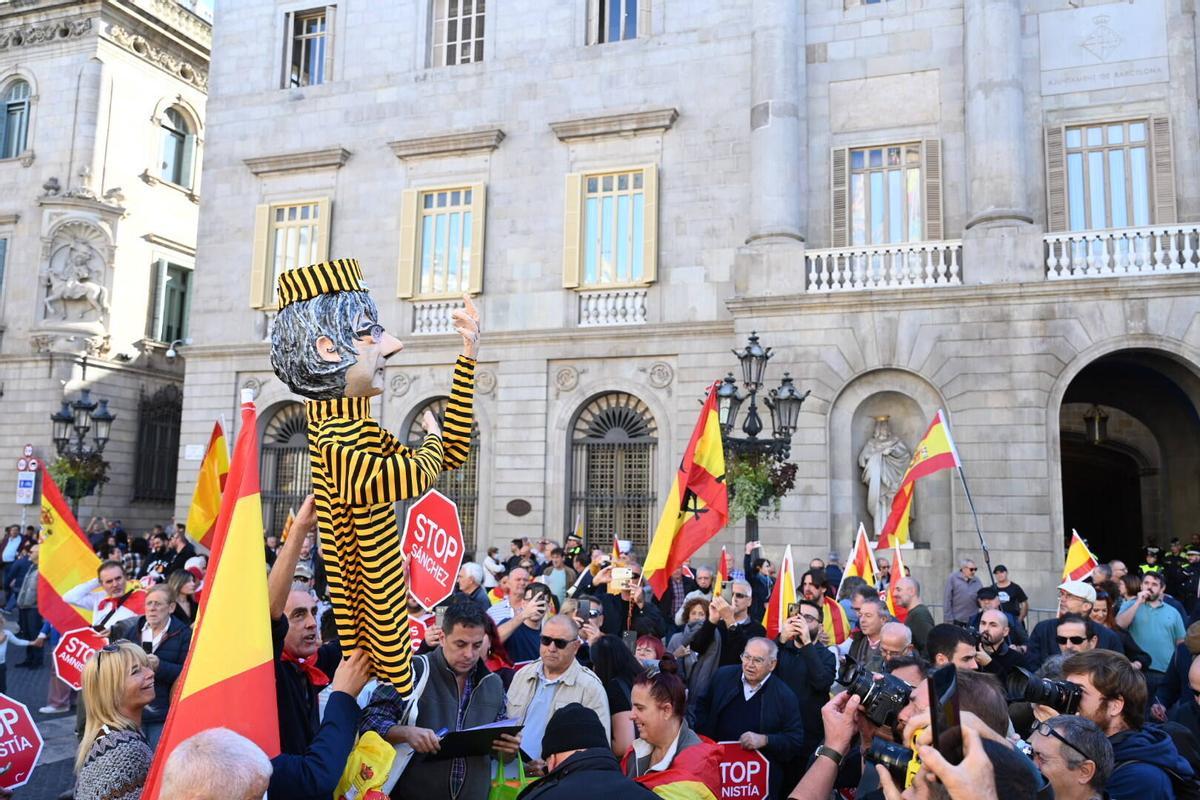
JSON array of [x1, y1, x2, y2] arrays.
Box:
[[716, 742, 770, 800], [53, 627, 108, 692], [401, 489, 465, 611], [0, 693, 44, 790]]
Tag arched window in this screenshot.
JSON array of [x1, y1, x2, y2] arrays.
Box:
[[160, 107, 195, 188], [568, 392, 657, 551], [1, 80, 30, 159], [403, 397, 480, 552], [260, 403, 310, 538]]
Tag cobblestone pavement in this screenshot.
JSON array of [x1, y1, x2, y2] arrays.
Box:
[[6, 635, 77, 800]]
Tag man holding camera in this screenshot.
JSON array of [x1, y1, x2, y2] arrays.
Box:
[[1116, 571, 1185, 707], [976, 609, 1025, 682], [1062, 649, 1195, 800], [504, 583, 555, 663]]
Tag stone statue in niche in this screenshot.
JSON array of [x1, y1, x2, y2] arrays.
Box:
[[42, 230, 109, 320], [858, 415, 912, 537]]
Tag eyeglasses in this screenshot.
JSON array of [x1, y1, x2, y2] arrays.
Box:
[[354, 322, 385, 341], [540, 635, 574, 650], [1034, 722, 1098, 765], [800, 614, 821, 624], [1056, 635, 1088, 645], [732, 592, 750, 600], [965, 568, 978, 573], [94, 643, 121, 664], [740, 653, 771, 666]]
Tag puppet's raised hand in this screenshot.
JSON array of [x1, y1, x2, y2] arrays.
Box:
[[453, 293, 481, 358]]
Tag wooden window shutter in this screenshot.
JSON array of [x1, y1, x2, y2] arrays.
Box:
[[586, 0, 601, 45], [922, 138, 943, 241], [180, 133, 196, 190], [641, 163, 659, 284], [468, 182, 486, 295], [147, 258, 167, 339], [1151, 115, 1177, 225], [323, 5, 336, 82], [281, 11, 294, 88], [637, 0, 651, 39], [831, 148, 849, 247], [1044, 125, 1067, 233], [396, 188, 419, 298], [249, 203, 270, 308], [316, 197, 332, 261], [563, 172, 583, 288]]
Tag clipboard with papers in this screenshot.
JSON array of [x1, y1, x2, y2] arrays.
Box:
[[431, 718, 524, 759]]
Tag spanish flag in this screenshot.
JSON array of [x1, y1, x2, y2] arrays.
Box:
[[712, 546, 730, 598], [37, 468, 100, 633], [185, 419, 230, 549], [1063, 529, 1099, 582], [878, 410, 962, 550], [885, 544, 908, 623], [622, 736, 724, 800], [142, 394, 278, 799], [823, 594, 853, 646], [645, 382, 728, 597], [842, 522, 878, 589], [763, 546, 797, 640]]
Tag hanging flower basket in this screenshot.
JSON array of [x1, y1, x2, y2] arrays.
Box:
[[49, 453, 109, 500], [727, 452, 798, 523]]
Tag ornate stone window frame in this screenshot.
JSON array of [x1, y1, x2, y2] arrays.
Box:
[[0, 69, 37, 168]]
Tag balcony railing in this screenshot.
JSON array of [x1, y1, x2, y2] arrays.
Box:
[[1045, 225, 1200, 280], [578, 287, 648, 327], [805, 240, 963, 293], [411, 300, 456, 335]]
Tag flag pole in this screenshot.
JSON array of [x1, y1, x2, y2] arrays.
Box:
[[955, 465, 996, 587]]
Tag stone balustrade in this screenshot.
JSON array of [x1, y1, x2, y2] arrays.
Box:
[[804, 240, 963, 293], [1045, 225, 1200, 279], [578, 287, 648, 327], [411, 299, 457, 335]]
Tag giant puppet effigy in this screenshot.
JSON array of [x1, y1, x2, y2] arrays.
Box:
[[270, 258, 479, 693]]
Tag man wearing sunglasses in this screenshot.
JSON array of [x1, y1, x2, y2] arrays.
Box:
[[1056, 613, 1099, 655], [1030, 715, 1114, 800], [942, 557, 984, 626], [506, 614, 609, 775]]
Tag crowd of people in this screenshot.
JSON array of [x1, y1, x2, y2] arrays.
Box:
[[10, 515, 1200, 800]]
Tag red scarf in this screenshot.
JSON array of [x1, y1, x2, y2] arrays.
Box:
[[281, 650, 330, 688]]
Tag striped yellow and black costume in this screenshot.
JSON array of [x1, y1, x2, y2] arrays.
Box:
[[276, 260, 474, 695]]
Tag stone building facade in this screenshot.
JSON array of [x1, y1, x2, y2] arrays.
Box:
[[184, 0, 1200, 608], [0, 0, 209, 532]]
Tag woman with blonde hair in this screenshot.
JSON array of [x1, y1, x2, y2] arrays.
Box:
[[74, 641, 156, 800]]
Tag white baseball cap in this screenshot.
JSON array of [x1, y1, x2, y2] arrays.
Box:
[[1057, 579, 1097, 604]]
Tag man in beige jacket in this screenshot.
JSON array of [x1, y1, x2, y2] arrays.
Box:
[[507, 615, 610, 770]]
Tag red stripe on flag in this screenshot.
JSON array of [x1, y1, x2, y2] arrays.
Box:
[[36, 574, 90, 633]]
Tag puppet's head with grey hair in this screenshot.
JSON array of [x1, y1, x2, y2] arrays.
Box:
[[270, 259, 389, 400]]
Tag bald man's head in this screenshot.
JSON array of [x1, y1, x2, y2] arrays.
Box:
[[978, 608, 1010, 648]]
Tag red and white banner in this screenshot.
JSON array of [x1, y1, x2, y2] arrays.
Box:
[[715, 742, 769, 800]]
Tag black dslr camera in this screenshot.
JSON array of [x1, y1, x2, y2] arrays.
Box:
[[840, 658, 914, 728], [952, 620, 982, 648], [1004, 668, 1083, 715]]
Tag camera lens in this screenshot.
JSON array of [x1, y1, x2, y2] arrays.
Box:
[[1004, 668, 1083, 715], [839, 658, 914, 728], [864, 737, 915, 771]]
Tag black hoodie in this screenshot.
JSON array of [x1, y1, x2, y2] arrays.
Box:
[[515, 748, 657, 800]]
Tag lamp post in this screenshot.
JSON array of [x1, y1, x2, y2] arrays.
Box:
[[717, 332, 810, 543], [50, 389, 115, 517]]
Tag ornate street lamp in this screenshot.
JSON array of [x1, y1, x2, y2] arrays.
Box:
[[1083, 404, 1108, 445], [49, 389, 116, 516], [721, 332, 810, 542]]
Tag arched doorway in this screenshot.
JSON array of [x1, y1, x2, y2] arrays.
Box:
[[566, 392, 658, 552], [1059, 350, 1200, 565]]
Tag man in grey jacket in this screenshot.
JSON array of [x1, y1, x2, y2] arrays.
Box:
[[361, 601, 520, 799], [943, 557, 984, 625]]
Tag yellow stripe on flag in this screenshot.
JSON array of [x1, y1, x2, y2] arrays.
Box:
[[180, 490, 272, 699]]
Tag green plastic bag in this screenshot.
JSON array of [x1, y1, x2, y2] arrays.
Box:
[[489, 754, 537, 800]]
